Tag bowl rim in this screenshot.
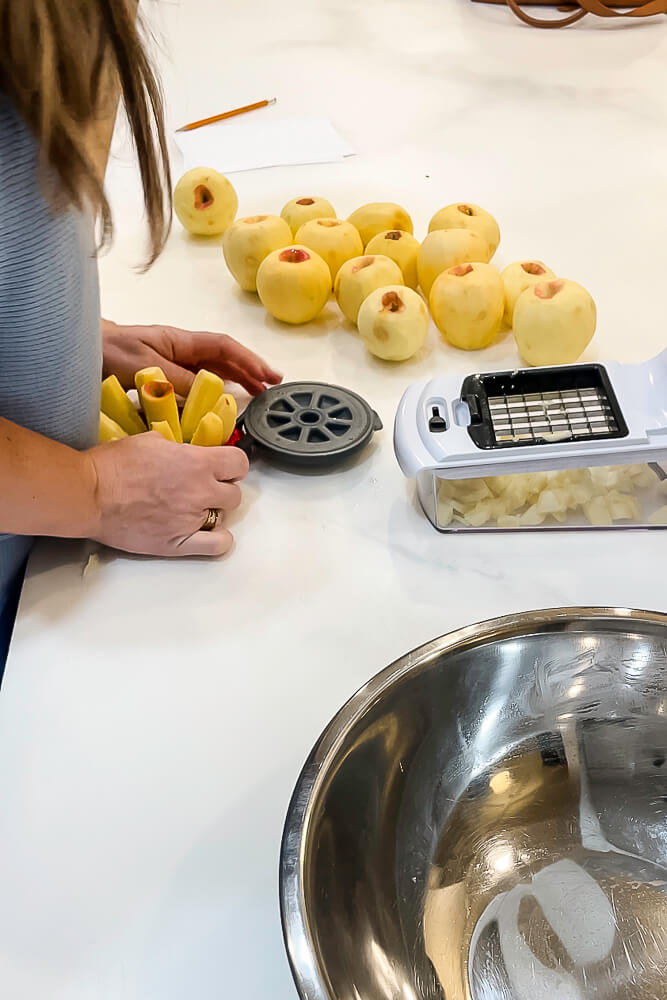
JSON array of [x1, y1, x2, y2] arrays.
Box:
[[278, 605, 667, 1000]]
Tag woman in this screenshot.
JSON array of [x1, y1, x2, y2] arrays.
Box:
[[0, 1, 281, 666]]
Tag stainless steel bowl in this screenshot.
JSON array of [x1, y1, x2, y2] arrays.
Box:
[[280, 608, 667, 1000]]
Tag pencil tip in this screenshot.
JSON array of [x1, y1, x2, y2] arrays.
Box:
[[268, 98, 277, 105]]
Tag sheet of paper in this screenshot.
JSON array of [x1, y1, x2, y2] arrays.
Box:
[[175, 117, 355, 174]]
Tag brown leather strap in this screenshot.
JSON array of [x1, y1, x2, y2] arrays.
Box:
[[581, 0, 666, 14], [505, 0, 586, 25], [505, 0, 666, 25]]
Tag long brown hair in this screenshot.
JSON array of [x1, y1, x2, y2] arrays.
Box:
[[0, 0, 172, 266]]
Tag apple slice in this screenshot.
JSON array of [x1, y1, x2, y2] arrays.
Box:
[[99, 412, 128, 442], [191, 411, 225, 447], [140, 381, 183, 443], [100, 375, 146, 436]]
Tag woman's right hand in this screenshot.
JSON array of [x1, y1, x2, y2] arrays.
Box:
[[87, 432, 250, 557]]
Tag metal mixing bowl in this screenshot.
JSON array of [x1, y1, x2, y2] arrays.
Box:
[[280, 608, 667, 1000]]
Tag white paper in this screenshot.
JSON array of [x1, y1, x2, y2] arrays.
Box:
[[175, 117, 355, 174]]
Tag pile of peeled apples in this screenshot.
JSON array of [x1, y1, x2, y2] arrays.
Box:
[[173, 166, 597, 367], [99, 368, 237, 446]]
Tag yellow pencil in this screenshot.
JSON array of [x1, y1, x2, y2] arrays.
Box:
[[176, 98, 276, 134]]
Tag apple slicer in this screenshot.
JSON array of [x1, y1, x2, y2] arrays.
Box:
[[235, 381, 382, 468], [394, 349, 667, 531]]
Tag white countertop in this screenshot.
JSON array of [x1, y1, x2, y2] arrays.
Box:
[[1, 2, 666, 997]]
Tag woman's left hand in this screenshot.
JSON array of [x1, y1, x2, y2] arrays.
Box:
[[102, 320, 283, 397]]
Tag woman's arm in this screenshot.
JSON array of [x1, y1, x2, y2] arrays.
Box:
[[0, 417, 249, 557], [0, 418, 98, 538]]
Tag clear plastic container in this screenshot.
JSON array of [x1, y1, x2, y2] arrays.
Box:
[[417, 463, 667, 532]]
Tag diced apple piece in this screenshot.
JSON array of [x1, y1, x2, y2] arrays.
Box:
[[583, 496, 613, 526], [520, 505, 546, 526], [497, 514, 521, 528], [437, 498, 455, 526], [648, 505, 667, 525], [607, 491, 641, 521]]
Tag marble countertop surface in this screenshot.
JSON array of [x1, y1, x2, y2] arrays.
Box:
[[1, 1, 666, 996]]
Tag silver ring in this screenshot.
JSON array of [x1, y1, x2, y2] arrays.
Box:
[[201, 508, 220, 532]]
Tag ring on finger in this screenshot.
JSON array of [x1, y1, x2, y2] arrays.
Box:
[[201, 508, 220, 532]]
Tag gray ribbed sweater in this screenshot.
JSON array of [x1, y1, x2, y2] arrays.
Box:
[[0, 96, 102, 666]]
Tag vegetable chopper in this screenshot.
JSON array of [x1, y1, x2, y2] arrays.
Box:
[[394, 350, 667, 531]]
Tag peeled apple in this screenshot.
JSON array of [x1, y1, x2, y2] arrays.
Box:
[[365, 230, 419, 289], [513, 278, 596, 366], [174, 167, 238, 237], [417, 229, 489, 298], [500, 261, 555, 326], [428, 203, 500, 257], [347, 202, 413, 247], [223, 215, 293, 292], [357, 285, 429, 362], [429, 263, 504, 351]]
